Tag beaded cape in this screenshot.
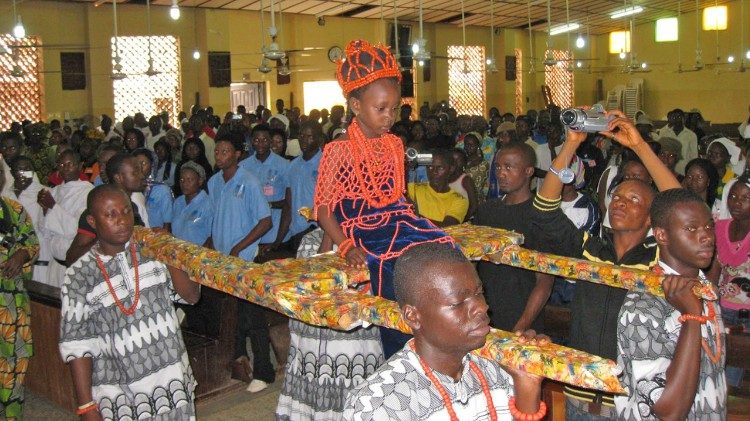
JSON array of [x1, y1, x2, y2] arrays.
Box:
[[313, 119, 406, 218]]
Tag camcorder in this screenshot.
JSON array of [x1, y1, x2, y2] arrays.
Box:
[[560, 104, 612, 133], [405, 148, 433, 166]]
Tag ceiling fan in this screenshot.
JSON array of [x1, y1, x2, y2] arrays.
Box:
[[144, 0, 160, 77], [615, 1, 650, 74], [111, 0, 126, 80], [486, 0, 498, 73], [262, 0, 285, 61], [412, 0, 430, 63], [673, 0, 706, 73], [538, 0, 597, 70]]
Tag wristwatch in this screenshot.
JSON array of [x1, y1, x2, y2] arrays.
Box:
[[548, 165, 575, 184]]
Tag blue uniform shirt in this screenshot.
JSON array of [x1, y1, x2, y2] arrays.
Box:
[[208, 167, 271, 261], [145, 183, 174, 228], [239, 153, 291, 244], [287, 150, 322, 236], [172, 190, 213, 246]]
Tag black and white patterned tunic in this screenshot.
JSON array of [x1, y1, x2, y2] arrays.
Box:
[[276, 228, 384, 421], [59, 242, 196, 421], [615, 264, 726, 420], [342, 340, 515, 421]]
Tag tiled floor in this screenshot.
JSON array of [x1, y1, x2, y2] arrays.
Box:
[[24, 381, 283, 420]]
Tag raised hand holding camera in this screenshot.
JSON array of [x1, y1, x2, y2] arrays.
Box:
[[560, 104, 613, 133]]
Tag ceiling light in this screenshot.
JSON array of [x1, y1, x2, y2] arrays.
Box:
[[418, 60, 424, 66], [641, 62, 647, 69], [576, 61, 582, 68], [610, 6, 644, 20], [619, 51, 627, 59], [728, 55, 735, 63], [13, 16, 25, 39], [746, 50, 750, 60], [549, 23, 580, 36], [192, 48, 201, 60], [575, 35, 585, 49], [170, 1, 180, 20], [411, 43, 419, 55]]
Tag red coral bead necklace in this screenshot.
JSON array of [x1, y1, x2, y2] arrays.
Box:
[[95, 241, 140, 316]]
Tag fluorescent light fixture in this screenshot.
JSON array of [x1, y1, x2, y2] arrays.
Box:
[[609, 31, 631, 54], [655, 17, 678, 42], [575, 35, 585, 49], [610, 6, 643, 19], [549, 23, 580, 36], [703, 6, 727, 31]]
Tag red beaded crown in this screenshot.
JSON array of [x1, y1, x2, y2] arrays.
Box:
[[336, 39, 402, 97]]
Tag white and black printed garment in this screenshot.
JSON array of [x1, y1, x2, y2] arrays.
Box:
[[60, 241, 196, 421], [342, 340, 515, 421], [615, 263, 727, 420]]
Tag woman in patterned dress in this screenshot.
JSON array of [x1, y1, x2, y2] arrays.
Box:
[[0, 166, 39, 419]]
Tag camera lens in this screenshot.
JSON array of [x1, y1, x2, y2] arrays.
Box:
[[560, 110, 578, 126]]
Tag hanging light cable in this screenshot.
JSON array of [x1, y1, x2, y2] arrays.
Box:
[[527, 0, 535, 73], [192, 3, 200, 60]]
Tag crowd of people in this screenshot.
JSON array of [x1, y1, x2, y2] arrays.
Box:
[[0, 37, 746, 420]]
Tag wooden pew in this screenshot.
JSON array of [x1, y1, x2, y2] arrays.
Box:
[[25, 281, 242, 413]]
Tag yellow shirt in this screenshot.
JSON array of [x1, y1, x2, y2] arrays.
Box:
[[408, 182, 469, 223]]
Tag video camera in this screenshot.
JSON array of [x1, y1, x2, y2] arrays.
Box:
[[405, 148, 433, 166], [560, 104, 612, 133]]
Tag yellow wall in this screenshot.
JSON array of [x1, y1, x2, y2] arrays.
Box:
[[1, 0, 748, 123], [592, 0, 749, 123]]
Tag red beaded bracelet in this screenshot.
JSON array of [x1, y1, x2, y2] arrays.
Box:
[[337, 239, 354, 257], [678, 313, 709, 324], [76, 401, 98, 416], [508, 396, 547, 421]]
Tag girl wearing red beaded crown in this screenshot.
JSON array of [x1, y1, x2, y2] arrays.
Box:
[[313, 40, 455, 358]]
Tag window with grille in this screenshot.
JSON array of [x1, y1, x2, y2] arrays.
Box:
[[111, 36, 182, 127], [515, 48, 523, 116], [447, 45, 485, 116], [544, 50, 573, 109], [0, 35, 43, 130]]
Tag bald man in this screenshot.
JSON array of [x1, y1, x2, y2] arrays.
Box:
[[343, 243, 547, 420]]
